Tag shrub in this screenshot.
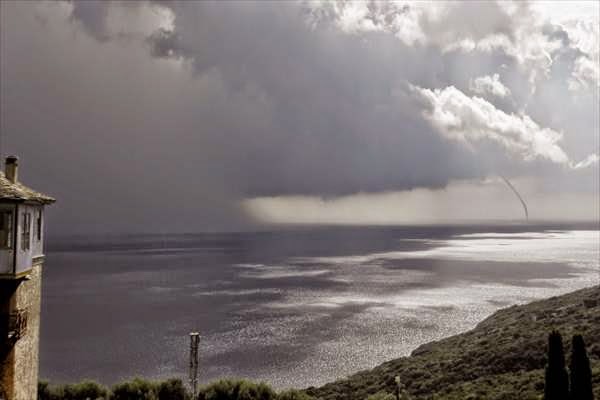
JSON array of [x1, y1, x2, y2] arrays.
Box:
[[365, 392, 395, 400], [198, 379, 277, 400], [111, 378, 158, 400], [39, 380, 108, 400], [38, 381, 56, 400], [277, 389, 313, 400], [63, 380, 109, 400], [157, 378, 190, 400]]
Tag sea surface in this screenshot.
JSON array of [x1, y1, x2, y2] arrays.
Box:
[[40, 224, 599, 389]]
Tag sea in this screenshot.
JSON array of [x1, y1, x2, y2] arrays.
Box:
[[39, 223, 600, 389]]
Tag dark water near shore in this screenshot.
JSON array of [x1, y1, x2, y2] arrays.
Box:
[[39, 224, 599, 388]]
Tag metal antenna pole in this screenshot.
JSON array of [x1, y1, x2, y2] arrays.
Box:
[[189, 332, 200, 398]]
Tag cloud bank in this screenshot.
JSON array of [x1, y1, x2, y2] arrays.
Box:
[[1, 0, 598, 232]]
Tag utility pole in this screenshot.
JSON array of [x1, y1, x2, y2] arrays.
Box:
[[394, 375, 409, 400], [189, 332, 200, 398]]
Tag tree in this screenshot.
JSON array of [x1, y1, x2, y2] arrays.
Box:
[[570, 334, 593, 400], [544, 330, 569, 400]]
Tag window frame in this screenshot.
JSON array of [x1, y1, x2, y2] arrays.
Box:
[[21, 212, 31, 251], [0, 210, 14, 249], [36, 209, 43, 241]]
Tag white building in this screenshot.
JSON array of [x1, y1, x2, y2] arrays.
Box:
[[0, 156, 55, 400]]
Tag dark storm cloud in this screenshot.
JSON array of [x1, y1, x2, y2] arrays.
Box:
[[70, 0, 111, 41], [148, 28, 182, 58], [0, 1, 597, 233], [136, 0, 485, 195]]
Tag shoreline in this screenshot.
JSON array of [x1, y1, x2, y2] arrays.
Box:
[[305, 284, 600, 399]]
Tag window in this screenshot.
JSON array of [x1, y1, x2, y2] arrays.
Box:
[[36, 210, 43, 241], [0, 211, 13, 248], [21, 212, 31, 251]]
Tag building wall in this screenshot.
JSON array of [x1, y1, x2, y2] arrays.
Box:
[[13, 260, 42, 400], [0, 261, 42, 400], [0, 279, 16, 400]]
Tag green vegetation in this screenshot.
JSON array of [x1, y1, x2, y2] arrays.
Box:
[[364, 392, 395, 400], [38, 379, 311, 400], [39, 285, 600, 400], [198, 379, 276, 400], [38, 380, 109, 400], [157, 379, 190, 400], [111, 378, 161, 400]]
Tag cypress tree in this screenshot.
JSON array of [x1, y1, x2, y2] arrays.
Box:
[[544, 330, 569, 400], [570, 334, 593, 400]]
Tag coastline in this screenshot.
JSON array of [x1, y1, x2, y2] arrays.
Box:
[[305, 284, 600, 399], [38, 284, 600, 400]]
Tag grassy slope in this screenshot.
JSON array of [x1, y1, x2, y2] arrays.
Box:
[[305, 285, 600, 400]]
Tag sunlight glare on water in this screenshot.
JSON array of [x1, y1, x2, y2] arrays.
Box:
[[41, 226, 599, 388]]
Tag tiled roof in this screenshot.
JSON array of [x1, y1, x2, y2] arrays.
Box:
[[0, 172, 55, 204]]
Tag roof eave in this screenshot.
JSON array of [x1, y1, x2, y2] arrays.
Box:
[[0, 197, 56, 205]]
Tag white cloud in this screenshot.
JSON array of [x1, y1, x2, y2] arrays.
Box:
[[469, 74, 511, 98], [572, 154, 600, 170], [531, 2, 599, 90], [307, 1, 598, 90], [569, 52, 600, 91], [411, 84, 597, 168], [305, 1, 437, 46]]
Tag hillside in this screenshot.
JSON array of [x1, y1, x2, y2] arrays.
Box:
[[305, 285, 600, 400]]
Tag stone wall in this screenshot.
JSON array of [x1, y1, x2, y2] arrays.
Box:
[[0, 261, 42, 400], [0, 279, 15, 400]]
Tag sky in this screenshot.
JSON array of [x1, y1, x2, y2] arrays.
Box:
[[0, 0, 598, 234]]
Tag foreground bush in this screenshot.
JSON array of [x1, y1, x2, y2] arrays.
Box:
[[365, 392, 395, 400], [197, 379, 277, 400], [38, 380, 108, 400], [40, 378, 312, 400], [157, 378, 190, 400], [110, 378, 158, 400], [276, 389, 313, 400]]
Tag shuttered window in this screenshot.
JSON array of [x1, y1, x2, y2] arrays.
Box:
[[0, 211, 13, 248], [37, 209, 43, 241], [21, 213, 31, 251]]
